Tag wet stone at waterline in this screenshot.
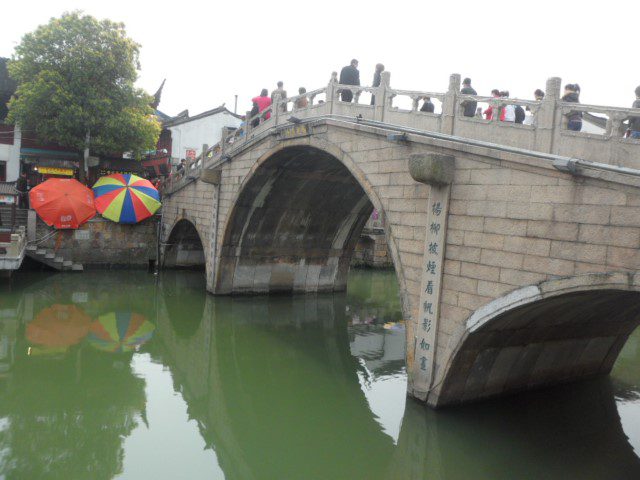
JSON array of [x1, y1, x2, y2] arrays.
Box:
[[0, 270, 640, 479]]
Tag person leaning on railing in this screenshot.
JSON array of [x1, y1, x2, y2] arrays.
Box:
[[339, 59, 360, 102], [295, 87, 309, 109], [251, 89, 272, 125], [460, 77, 478, 117], [420, 96, 435, 113], [562, 83, 582, 132]]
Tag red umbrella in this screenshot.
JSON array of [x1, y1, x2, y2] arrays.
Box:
[[29, 179, 96, 229]]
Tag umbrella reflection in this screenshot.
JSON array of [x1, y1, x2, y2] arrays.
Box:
[[87, 312, 155, 353], [26, 305, 92, 349]]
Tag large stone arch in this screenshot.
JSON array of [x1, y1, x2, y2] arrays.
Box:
[[213, 139, 407, 301], [163, 218, 207, 270], [434, 273, 640, 407]]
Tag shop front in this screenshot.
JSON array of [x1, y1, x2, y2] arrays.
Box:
[[20, 148, 80, 187], [87, 157, 145, 185]]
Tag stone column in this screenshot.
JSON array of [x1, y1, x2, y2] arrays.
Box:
[[374, 71, 391, 122], [27, 209, 36, 242], [327, 72, 338, 115], [201, 143, 208, 169], [534, 77, 561, 153], [407, 153, 455, 402], [245, 109, 253, 137], [441, 74, 460, 135], [272, 93, 281, 126]]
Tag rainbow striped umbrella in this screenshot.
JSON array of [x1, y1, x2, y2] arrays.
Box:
[[92, 174, 161, 224], [87, 312, 155, 353]]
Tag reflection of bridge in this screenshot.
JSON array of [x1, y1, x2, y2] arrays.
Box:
[[160, 72, 640, 407], [153, 277, 640, 479], [153, 282, 396, 479]]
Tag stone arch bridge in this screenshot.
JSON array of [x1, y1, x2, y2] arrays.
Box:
[[160, 73, 640, 407]]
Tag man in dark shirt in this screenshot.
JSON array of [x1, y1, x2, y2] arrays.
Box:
[[420, 96, 435, 113], [460, 77, 477, 117], [339, 59, 360, 102], [630, 85, 640, 139]]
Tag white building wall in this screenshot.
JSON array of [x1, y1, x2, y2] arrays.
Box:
[[0, 125, 21, 181], [168, 111, 242, 165]]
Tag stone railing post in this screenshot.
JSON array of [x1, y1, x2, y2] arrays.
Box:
[[375, 71, 391, 122], [220, 127, 231, 156], [534, 76, 561, 154], [327, 71, 338, 114], [201, 143, 208, 168], [27, 209, 36, 242], [245, 109, 253, 137], [272, 93, 281, 126], [441, 74, 460, 135]]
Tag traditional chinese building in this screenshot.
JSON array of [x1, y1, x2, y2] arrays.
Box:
[[162, 105, 243, 166]]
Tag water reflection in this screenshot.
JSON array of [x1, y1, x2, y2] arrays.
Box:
[[0, 270, 640, 479], [0, 273, 154, 479]]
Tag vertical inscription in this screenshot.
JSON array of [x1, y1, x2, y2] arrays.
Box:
[[413, 185, 450, 394]]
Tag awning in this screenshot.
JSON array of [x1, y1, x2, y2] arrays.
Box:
[[21, 148, 80, 162]]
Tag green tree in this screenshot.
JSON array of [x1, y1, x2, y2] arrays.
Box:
[[7, 11, 160, 181]]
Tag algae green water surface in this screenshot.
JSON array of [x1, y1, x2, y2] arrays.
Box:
[[1, 270, 640, 479]]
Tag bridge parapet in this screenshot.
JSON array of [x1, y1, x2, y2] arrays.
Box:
[[162, 71, 640, 197]]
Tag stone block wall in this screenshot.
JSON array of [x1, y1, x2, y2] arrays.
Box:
[[35, 216, 158, 268], [429, 151, 640, 403], [351, 231, 393, 268]]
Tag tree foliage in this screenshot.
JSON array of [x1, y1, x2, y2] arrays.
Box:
[[7, 11, 159, 159]]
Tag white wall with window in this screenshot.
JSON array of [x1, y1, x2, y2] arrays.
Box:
[[166, 107, 242, 165]]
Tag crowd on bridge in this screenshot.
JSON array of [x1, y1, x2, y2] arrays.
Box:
[[245, 59, 640, 138]]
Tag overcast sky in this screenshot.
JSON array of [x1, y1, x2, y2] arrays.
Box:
[[3, 0, 639, 117]]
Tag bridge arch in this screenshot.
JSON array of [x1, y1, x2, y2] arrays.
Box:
[[435, 273, 640, 406], [163, 218, 206, 271], [214, 139, 406, 298]]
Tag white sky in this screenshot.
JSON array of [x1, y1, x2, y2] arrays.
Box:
[[2, 0, 639, 117]]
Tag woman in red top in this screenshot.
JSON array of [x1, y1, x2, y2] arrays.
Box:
[[251, 89, 272, 121], [484, 89, 501, 120]]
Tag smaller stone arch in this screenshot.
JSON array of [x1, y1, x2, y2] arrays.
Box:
[[434, 272, 640, 407], [163, 218, 206, 271]]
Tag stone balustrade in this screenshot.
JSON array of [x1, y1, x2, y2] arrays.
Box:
[[164, 72, 640, 196]]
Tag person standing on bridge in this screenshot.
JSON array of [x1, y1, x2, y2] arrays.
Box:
[[501, 91, 516, 123], [629, 86, 640, 139], [252, 89, 272, 122], [339, 59, 360, 102], [370, 63, 385, 105], [420, 96, 435, 113], [562, 83, 582, 132], [271, 81, 287, 113], [295, 87, 309, 109], [483, 89, 501, 120], [460, 78, 477, 117]]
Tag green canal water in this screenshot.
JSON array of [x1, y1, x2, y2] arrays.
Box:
[[1, 269, 640, 479]]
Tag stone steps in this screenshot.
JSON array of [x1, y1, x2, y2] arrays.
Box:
[[25, 244, 83, 272]]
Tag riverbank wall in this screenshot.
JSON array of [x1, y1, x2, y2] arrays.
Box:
[[33, 215, 158, 269], [351, 230, 393, 269]]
